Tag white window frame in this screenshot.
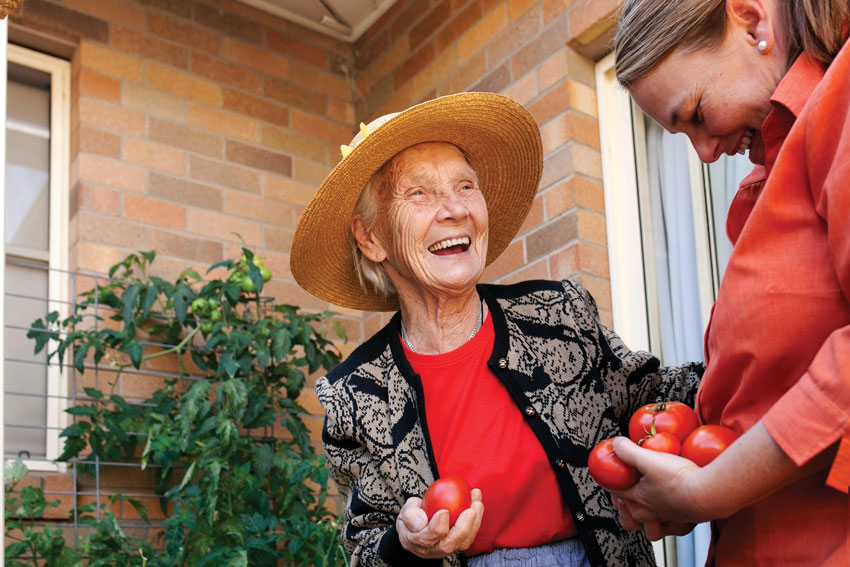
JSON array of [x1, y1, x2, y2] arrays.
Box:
[[4, 42, 71, 472], [595, 53, 715, 358]]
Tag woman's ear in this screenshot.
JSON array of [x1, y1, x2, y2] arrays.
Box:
[[352, 215, 387, 263], [726, 0, 774, 52]]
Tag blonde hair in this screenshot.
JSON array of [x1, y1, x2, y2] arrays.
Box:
[[614, 0, 850, 87]]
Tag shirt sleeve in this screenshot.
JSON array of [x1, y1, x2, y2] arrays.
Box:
[[316, 375, 446, 567], [762, 43, 850, 493]]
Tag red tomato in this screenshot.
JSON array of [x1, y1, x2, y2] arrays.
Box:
[[681, 425, 739, 467], [421, 477, 472, 527], [588, 438, 639, 490], [638, 430, 681, 455], [629, 401, 699, 443]]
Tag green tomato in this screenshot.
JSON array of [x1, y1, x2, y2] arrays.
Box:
[[210, 309, 222, 322], [191, 298, 209, 313], [239, 277, 257, 293], [207, 298, 219, 309], [252, 256, 264, 268], [259, 266, 272, 282], [200, 321, 214, 333]]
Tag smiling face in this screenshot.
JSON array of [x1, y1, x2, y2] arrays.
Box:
[[355, 142, 489, 302], [628, 1, 787, 165]]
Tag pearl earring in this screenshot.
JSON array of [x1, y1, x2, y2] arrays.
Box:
[[757, 40, 768, 52]]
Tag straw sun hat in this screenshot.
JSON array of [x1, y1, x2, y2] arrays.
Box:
[[291, 91, 543, 312]]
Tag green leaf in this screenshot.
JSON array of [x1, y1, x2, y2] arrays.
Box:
[[122, 283, 141, 324], [126, 339, 143, 369], [141, 284, 158, 318], [141, 250, 156, 263], [84, 387, 105, 400], [172, 282, 193, 325], [251, 444, 273, 478]]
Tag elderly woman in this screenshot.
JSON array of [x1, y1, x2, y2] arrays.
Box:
[[609, 1, 850, 564], [291, 92, 703, 567]]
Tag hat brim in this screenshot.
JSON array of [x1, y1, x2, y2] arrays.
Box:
[[291, 92, 543, 312]]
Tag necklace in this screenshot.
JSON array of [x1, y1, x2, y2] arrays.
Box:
[[401, 300, 484, 353]]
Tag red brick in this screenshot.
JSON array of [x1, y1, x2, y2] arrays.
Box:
[[443, 50, 487, 94], [540, 110, 601, 153], [112, 25, 188, 69], [457, 3, 508, 63], [77, 211, 147, 248], [508, 0, 537, 21], [186, 208, 262, 246], [188, 155, 261, 193], [77, 153, 146, 193], [487, 4, 542, 66], [123, 194, 185, 229], [263, 175, 316, 207], [149, 172, 223, 211], [78, 126, 120, 158], [146, 63, 221, 106], [510, 14, 567, 79], [551, 242, 580, 279], [577, 208, 607, 246], [187, 102, 260, 143], [409, 0, 452, 47], [482, 240, 525, 282], [226, 140, 292, 177], [147, 11, 219, 54], [123, 138, 186, 175], [291, 111, 351, 146], [567, 0, 619, 45], [262, 125, 328, 163], [73, 241, 124, 274], [149, 117, 223, 158], [64, 0, 146, 29], [191, 52, 262, 94], [139, 0, 190, 18], [265, 29, 328, 69], [121, 82, 185, 122], [146, 228, 223, 265], [289, 61, 351, 100], [77, 183, 120, 215], [221, 37, 290, 79], [291, 157, 331, 187], [286, 18, 350, 53], [264, 77, 326, 115], [79, 69, 120, 102], [79, 98, 145, 137], [193, 2, 263, 44], [223, 191, 295, 225], [391, 0, 431, 42], [222, 88, 289, 128], [502, 68, 538, 105], [436, 1, 482, 53], [18, 0, 108, 43], [528, 79, 596, 126], [543, 0, 571, 25], [394, 41, 436, 90], [79, 41, 143, 82], [354, 27, 391, 71]]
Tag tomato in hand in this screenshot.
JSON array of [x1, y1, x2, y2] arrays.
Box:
[[629, 401, 698, 444], [421, 477, 472, 527], [638, 430, 681, 455], [681, 425, 739, 467], [588, 438, 639, 490]]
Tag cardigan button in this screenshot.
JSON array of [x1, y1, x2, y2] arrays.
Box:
[[524, 405, 536, 417], [498, 358, 507, 369], [575, 512, 586, 523], [555, 458, 566, 468]]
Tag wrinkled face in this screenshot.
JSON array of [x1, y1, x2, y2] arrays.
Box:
[[629, 29, 782, 165], [369, 142, 489, 299]]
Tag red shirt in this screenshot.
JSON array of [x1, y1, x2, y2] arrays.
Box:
[[403, 312, 576, 555], [699, 47, 850, 565]]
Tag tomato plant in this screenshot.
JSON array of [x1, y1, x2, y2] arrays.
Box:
[[681, 425, 739, 467], [588, 439, 638, 490], [421, 477, 472, 527], [629, 401, 698, 443]]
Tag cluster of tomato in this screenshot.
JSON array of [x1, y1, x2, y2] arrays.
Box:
[[228, 254, 272, 293], [588, 401, 739, 491]]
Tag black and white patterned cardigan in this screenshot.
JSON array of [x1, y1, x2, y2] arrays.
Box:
[[317, 279, 704, 567]]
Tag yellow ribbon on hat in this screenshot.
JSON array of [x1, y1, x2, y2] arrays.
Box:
[[340, 122, 372, 158]]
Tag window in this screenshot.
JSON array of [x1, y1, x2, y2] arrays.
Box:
[[595, 54, 751, 566], [3, 43, 70, 470]]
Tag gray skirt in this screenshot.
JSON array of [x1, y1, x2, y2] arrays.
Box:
[[466, 538, 591, 567]]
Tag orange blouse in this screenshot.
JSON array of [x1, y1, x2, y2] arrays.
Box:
[[698, 45, 850, 566]]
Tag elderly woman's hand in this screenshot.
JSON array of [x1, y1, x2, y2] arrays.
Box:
[[397, 488, 484, 559]]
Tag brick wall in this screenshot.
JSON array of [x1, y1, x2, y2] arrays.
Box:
[[6, 0, 622, 536]]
